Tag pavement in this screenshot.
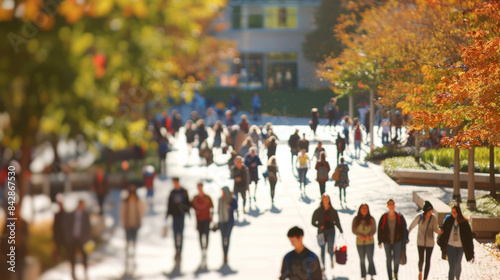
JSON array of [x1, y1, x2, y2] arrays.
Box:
[[37, 119, 500, 280]]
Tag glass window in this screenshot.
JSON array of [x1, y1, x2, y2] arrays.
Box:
[[232, 6, 241, 29], [267, 52, 298, 61], [247, 6, 263, 28], [265, 7, 297, 29], [266, 52, 297, 89]]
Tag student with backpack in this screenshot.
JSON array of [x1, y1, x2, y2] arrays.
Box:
[[408, 201, 443, 280], [378, 199, 408, 280], [354, 121, 364, 159], [280, 226, 323, 280], [315, 151, 330, 196], [335, 133, 346, 164]]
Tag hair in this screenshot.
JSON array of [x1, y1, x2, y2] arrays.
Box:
[[319, 194, 333, 209], [197, 182, 203, 187], [340, 157, 345, 163], [249, 146, 258, 154], [287, 226, 304, 238], [345, 116, 352, 124], [234, 155, 243, 162], [387, 198, 395, 204], [452, 205, 467, 223], [353, 203, 373, 228], [267, 155, 277, 166], [249, 125, 259, 134], [319, 151, 326, 162], [125, 185, 138, 201], [172, 177, 180, 182], [317, 140, 322, 145]]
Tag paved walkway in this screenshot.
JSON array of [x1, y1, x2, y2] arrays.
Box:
[[39, 123, 499, 280]]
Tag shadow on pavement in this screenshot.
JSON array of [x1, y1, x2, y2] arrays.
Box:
[[338, 207, 355, 215], [299, 193, 315, 204], [270, 205, 282, 214], [247, 206, 267, 218], [332, 277, 349, 280], [164, 264, 183, 278], [218, 264, 238, 276], [234, 219, 251, 227]]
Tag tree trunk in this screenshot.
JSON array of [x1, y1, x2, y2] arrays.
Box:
[[467, 147, 476, 210], [369, 89, 375, 153], [453, 147, 461, 202], [415, 131, 420, 164], [51, 133, 61, 172], [490, 145, 497, 198], [19, 139, 31, 206], [348, 95, 353, 119]]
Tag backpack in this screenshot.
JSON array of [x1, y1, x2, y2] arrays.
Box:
[[355, 127, 362, 141], [284, 250, 316, 279], [317, 164, 329, 181]]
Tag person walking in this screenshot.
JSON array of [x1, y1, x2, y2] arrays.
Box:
[[252, 92, 262, 120], [196, 119, 208, 150], [311, 140, 325, 164], [378, 199, 408, 280], [298, 133, 310, 153], [353, 204, 377, 280], [120, 185, 148, 275], [310, 108, 319, 136], [315, 151, 330, 196], [437, 205, 474, 280], [267, 156, 280, 205], [191, 182, 214, 268], [92, 167, 108, 215], [379, 118, 390, 146], [296, 149, 310, 194], [244, 146, 262, 203], [333, 157, 349, 204], [408, 201, 443, 280], [335, 133, 346, 165], [52, 196, 67, 261], [142, 165, 156, 210], [266, 136, 277, 159], [326, 97, 337, 132], [342, 116, 352, 145], [353, 121, 364, 159], [230, 156, 250, 215], [166, 177, 190, 265], [213, 120, 224, 150], [280, 226, 323, 280], [185, 120, 196, 159], [65, 200, 91, 280], [288, 129, 300, 167], [218, 187, 238, 265], [312, 194, 343, 270]]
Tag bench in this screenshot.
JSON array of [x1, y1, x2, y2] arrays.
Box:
[[413, 191, 451, 226], [395, 168, 500, 190], [470, 216, 500, 239]]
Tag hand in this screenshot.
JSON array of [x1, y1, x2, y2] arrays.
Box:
[[438, 229, 444, 235], [320, 226, 324, 230], [235, 177, 242, 182], [379, 243, 382, 248]]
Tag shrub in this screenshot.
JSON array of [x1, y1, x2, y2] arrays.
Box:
[[382, 156, 422, 177], [496, 232, 500, 246], [453, 194, 500, 218], [421, 147, 500, 174], [365, 147, 416, 161]]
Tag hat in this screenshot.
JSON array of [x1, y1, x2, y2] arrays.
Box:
[[423, 201, 433, 213]]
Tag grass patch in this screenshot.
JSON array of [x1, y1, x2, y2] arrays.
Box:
[[452, 194, 500, 218], [382, 156, 423, 177], [421, 147, 500, 174]]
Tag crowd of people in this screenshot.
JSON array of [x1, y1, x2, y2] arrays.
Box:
[[0, 94, 477, 280]]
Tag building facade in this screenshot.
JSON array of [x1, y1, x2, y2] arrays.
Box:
[[213, 0, 324, 89]]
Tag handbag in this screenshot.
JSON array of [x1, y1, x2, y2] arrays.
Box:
[[332, 167, 340, 181], [317, 233, 325, 246], [334, 235, 347, 264], [262, 170, 269, 178]]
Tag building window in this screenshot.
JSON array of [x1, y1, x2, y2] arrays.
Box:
[[248, 6, 263, 28], [266, 52, 297, 89], [265, 7, 297, 29], [232, 6, 242, 29]]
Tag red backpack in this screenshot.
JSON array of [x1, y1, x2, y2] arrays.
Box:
[[355, 127, 362, 141]]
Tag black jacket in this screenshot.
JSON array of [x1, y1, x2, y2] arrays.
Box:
[[378, 211, 407, 245], [437, 214, 474, 261], [167, 188, 190, 218], [288, 133, 300, 149], [312, 206, 343, 234]]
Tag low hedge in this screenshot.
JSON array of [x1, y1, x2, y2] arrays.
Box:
[[453, 194, 500, 218], [421, 147, 500, 174], [365, 147, 416, 161]]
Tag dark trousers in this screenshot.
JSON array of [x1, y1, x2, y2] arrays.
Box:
[[270, 181, 277, 201], [173, 216, 185, 252], [447, 245, 464, 280], [418, 246, 433, 279], [97, 194, 106, 215], [384, 241, 402, 280], [235, 188, 246, 209], [357, 243, 376, 278], [68, 241, 87, 278], [197, 220, 210, 250], [318, 182, 326, 196], [220, 222, 233, 256], [320, 228, 335, 266]]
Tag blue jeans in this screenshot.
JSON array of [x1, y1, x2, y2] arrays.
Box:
[[447, 245, 464, 280], [343, 129, 350, 144], [320, 228, 335, 266], [384, 241, 402, 280], [357, 243, 376, 277], [173, 216, 185, 251], [125, 228, 139, 243], [298, 168, 308, 185], [382, 133, 389, 145], [220, 222, 234, 256]]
